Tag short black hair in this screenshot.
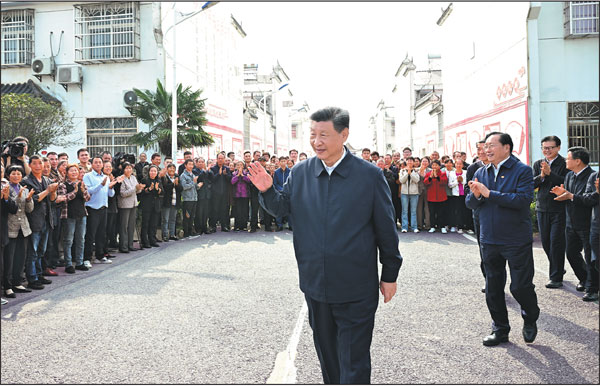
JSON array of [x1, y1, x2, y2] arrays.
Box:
[[405, 156, 415, 162], [184, 159, 194, 166], [91, 156, 103, 164], [485, 131, 513, 153], [402, 147, 412, 152], [101, 151, 112, 157], [77, 148, 89, 157], [47, 151, 57, 157], [309, 107, 349, 133], [166, 163, 176, 170], [289, 149, 298, 155], [57, 152, 68, 158], [568, 146, 590, 165], [445, 158, 455, 166], [431, 159, 441, 167], [279, 156, 289, 161], [227, 151, 235, 157], [299, 152, 307, 157], [541, 135, 561, 147], [28, 155, 42, 164], [371, 151, 380, 157], [244, 150, 251, 156], [5, 164, 24, 176], [151, 153, 161, 160], [258, 157, 267, 162], [362, 148, 370, 153], [183, 151, 192, 156]]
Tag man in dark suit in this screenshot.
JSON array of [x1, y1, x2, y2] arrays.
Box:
[[209, 153, 232, 232], [248, 107, 402, 384], [466, 132, 539, 347], [532, 136, 571, 288], [551, 147, 597, 301], [466, 140, 490, 291]]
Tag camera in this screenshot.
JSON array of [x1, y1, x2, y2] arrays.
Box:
[[112, 152, 136, 176], [1, 141, 26, 158]]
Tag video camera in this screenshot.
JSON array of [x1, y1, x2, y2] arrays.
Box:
[[1, 140, 26, 158], [112, 152, 136, 177]]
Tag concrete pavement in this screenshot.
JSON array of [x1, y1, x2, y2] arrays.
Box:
[[1, 229, 598, 384]]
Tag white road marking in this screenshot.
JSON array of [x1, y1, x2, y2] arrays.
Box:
[[461, 233, 478, 243], [267, 301, 308, 384]]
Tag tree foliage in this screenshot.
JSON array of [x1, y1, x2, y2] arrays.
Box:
[[1, 93, 78, 155], [126, 79, 213, 156]]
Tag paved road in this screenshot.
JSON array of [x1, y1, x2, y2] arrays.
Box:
[[1, 229, 598, 384]]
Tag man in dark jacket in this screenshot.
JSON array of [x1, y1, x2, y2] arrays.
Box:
[[209, 153, 232, 232], [551, 147, 597, 301], [193, 157, 213, 234], [466, 132, 539, 347], [22, 155, 58, 290], [532, 136, 570, 288], [248, 107, 402, 384]]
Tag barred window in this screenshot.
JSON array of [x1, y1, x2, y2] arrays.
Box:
[[74, 2, 140, 63], [0, 9, 34, 67], [291, 123, 298, 139], [568, 102, 599, 165], [87, 117, 138, 156], [564, 1, 599, 37]]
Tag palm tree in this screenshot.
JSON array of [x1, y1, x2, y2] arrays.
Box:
[[127, 79, 213, 156]]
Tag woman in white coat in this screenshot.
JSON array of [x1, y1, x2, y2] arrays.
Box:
[[446, 159, 468, 233]]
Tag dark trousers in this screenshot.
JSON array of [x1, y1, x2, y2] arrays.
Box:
[[46, 207, 62, 267], [428, 201, 446, 229], [182, 201, 196, 237], [305, 294, 378, 384], [5, 232, 27, 288], [210, 193, 230, 231], [84, 207, 107, 260], [481, 242, 540, 333], [234, 197, 249, 229], [194, 198, 210, 234], [537, 211, 567, 282], [262, 207, 274, 231], [392, 194, 401, 225], [566, 227, 597, 292], [473, 213, 485, 279], [140, 204, 159, 245], [105, 211, 118, 249], [590, 227, 599, 271], [249, 192, 259, 230], [119, 207, 136, 250]]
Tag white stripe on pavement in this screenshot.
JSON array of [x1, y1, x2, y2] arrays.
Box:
[[461, 233, 478, 243], [267, 301, 308, 384]]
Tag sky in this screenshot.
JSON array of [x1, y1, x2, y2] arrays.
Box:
[[220, 2, 447, 147]]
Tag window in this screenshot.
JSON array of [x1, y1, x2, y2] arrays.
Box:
[[564, 1, 599, 37], [390, 119, 396, 137], [291, 123, 298, 139], [74, 2, 140, 63], [1, 9, 34, 67], [87, 117, 138, 156], [567, 102, 599, 165]]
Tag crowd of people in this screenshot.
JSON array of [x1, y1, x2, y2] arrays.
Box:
[[0, 134, 597, 305]]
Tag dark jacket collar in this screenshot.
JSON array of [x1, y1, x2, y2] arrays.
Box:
[[313, 146, 352, 178], [485, 154, 518, 171]]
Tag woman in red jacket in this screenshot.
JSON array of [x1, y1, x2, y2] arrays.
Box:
[[423, 159, 448, 233]]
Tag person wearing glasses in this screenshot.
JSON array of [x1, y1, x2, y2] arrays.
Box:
[[532, 136, 574, 290], [466, 132, 539, 347]]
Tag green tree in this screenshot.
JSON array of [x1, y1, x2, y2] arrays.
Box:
[[1, 93, 78, 155], [126, 79, 213, 156]]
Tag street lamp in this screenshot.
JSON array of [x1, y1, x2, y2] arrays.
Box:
[[164, 1, 219, 160]]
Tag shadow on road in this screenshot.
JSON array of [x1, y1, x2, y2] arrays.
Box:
[[506, 343, 591, 384]]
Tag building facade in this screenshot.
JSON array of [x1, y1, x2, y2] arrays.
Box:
[[527, 1, 599, 165]]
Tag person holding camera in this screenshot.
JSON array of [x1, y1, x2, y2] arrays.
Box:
[[1, 136, 31, 176]]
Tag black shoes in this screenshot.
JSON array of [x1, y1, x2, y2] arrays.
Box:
[[481, 286, 486, 293], [4, 289, 16, 298], [276, 226, 283, 232], [75, 264, 89, 271], [169, 236, 179, 241], [482, 331, 509, 346], [27, 281, 45, 290], [13, 285, 32, 293], [249, 228, 257, 233], [221, 228, 230, 232], [576, 282, 585, 292], [522, 322, 537, 343], [129, 247, 140, 251], [65, 266, 76, 274], [545, 280, 563, 289], [150, 242, 160, 247], [39, 277, 52, 285], [582, 291, 599, 302], [119, 249, 130, 253]]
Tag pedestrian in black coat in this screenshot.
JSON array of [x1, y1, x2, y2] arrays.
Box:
[[249, 107, 402, 384]]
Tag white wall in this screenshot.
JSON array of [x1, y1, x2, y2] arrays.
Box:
[[1, 1, 164, 159]]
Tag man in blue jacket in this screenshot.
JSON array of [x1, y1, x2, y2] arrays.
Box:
[[466, 132, 539, 347], [248, 107, 402, 384], [273, 156, 291, 231]]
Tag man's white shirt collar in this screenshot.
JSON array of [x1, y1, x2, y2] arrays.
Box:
[[322, 147, 347, 176]]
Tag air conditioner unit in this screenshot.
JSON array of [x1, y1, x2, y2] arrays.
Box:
[[123, 90, 138, 107], [57, 65, 83, 85], [31, 57, 55, 76]]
